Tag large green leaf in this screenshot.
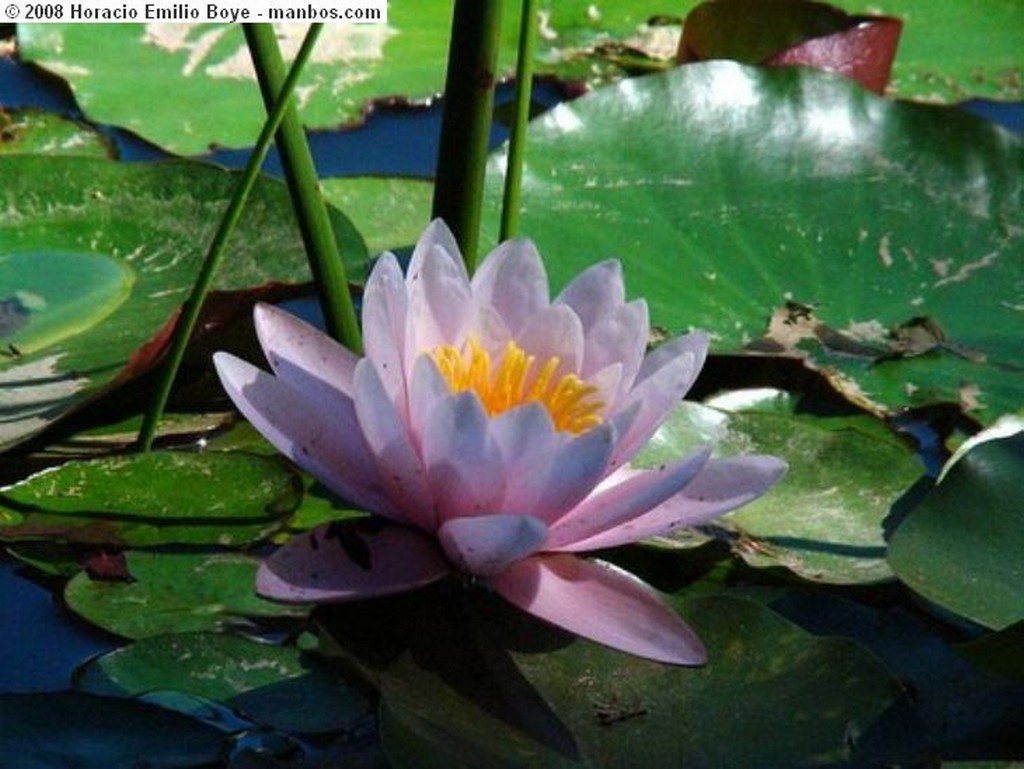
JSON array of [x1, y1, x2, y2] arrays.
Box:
[[76, 631, 371, 734], [17, 2, 1021, 156], [0, 108, 116, 158], [888, 432, 1024, 630], [64, 550, 309, 639], [16, 9, 681, 155], [0, 691, 225, 768], [0, 450, 301, 547], [0, 154, 367, 451], [634, 398, 922, 583], [319, 584, 897, 768], [321, 176, 434, 255], [483, 63, 1023, 422]]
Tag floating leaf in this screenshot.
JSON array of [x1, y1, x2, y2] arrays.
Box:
[[0, 691, 225, 768], [679, 0, 902, 94], [0, 450, 301, 547], [65, 550, 308, 639], [889, 432, 1024, 630], [0, 154, 367, 451], [483, 63, 1023, 422], [634, 399, 922, 583], [16, 10, 682, 155], [0, 108, 116, 158], [320, 585, 897, 768], [76, 631, 371, 734], [321, 176, 434, 255]]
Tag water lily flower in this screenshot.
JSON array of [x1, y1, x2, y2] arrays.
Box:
[[214, 221, 786, 665]]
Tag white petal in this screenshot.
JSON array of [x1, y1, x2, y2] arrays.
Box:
[[546, 446, 712, 550], [362, 253, 410, 413], [406, 220, 473, 352], [254, 302, 359, 399], [565, 455, 788, 551], [492, 406, 614, 522], [420, 392, 506, 522], [611, 333, 709, 467], [213, 352, 397, 517], [437, 514, 548, 576], [471, 238, 550, 336], [353, 359, 435, 530], [554, 260, 626, 328]]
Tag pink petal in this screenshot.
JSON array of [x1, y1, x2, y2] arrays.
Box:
[[254, 303, 359, 399], [567, 455, 788, 551], [256, 520, 450, 603], [611, 332, 709, 467], [554, 260, 626, 328], [437, 514, 548, 576], [420, 392, 506, 522], [579, 299, 649, 392], [471, 238, 550, 336], [352, 360, 435, 530], [546, 446, 712, 550], [407, 355, 453, 444], [491, 405, 615, 522], [406, 220, 473, 352], [362, 253, 410, 413], [492, 554, 706, 665], [213, 352, 397, 518], [514, 304, 585, 382]]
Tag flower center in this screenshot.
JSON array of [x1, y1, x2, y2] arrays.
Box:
[[433, 337, 604, 434]]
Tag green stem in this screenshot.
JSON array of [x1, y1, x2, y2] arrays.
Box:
[[244, 24, 362, 352], [499, 0, 538, 241], [137, 24, 325, 452], [432, 0, 504, 273]]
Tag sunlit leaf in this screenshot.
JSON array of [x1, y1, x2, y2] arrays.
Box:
[[483, 63, 1023, 422], [0, 450, 301, 547], [0, 155, 368, 451]]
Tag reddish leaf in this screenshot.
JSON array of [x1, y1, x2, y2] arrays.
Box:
[[678, 0, 902, 94]]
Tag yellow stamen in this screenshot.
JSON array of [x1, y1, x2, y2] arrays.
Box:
[[432, 337, 604, 434]]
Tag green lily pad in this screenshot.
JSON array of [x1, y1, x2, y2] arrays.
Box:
[[321, 176, 434, 255], [0, 251, 133, 354], [0, 108, 116, 158], [0, 691, 225, 768], [0, 450, 301, 547], [16, 9, 683, 155], [483, 63, 1023, 422], [319, 585, 897, 768], [65, 550, 308, 639], [957, 621, 1024, 682], [75, 631, 371, 734], [0, 154, 367, 451], [633, 398, 922, 583], [888, 432, 1024, 630]]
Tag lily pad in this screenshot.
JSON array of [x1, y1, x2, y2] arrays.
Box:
[[320, 585, 897, 768], [0, 450, 301, 547], [888, 432, 1024, 630], [0, 691, 225, 768], [16, 10, 683, 155], [633, 399, 922, 583], [483, 63, 1023, 422], [321, 176, 434, 255], [0, 154, 368, 451], [75, 631, 371, 734], [0, 108, 116, 158], [65, 550, 309, 639]]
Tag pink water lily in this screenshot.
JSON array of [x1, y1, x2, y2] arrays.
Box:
[[214, 221, 786, 665]]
